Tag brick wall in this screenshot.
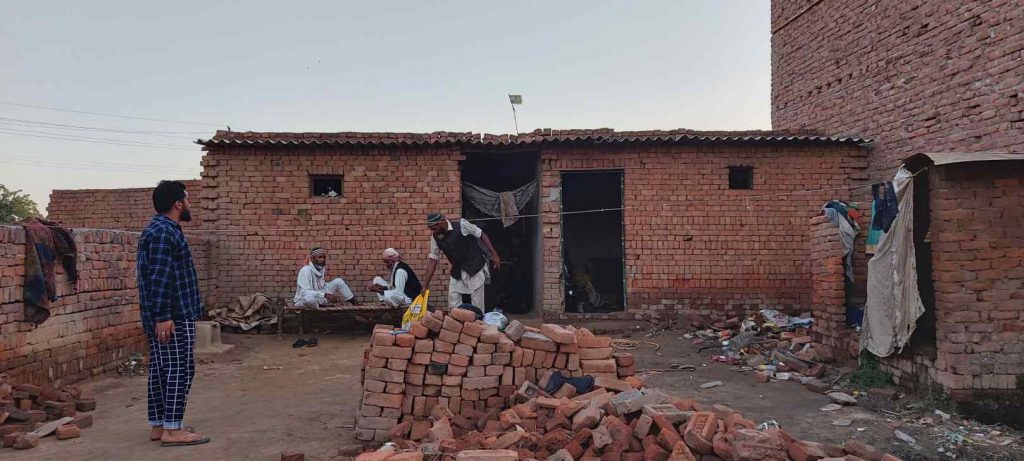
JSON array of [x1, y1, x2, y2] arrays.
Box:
[[0, 226, 216, 386], [201, 142, 868, 320], [48, 179, 203, 232], [874, 162, 1023, 407], [537, 142, 868, 322], [771, 0, 1024, 178], [808, 215, 859, 359], [198, 146, 463, 303]]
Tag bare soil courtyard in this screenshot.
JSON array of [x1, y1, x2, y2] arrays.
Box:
[[5, 327, 1021, 461]]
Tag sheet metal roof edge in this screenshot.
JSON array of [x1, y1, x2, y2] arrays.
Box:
[[904, 152, 1024, 168], [196, 132, 871, 147]]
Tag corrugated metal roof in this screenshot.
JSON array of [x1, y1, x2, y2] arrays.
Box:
[[197, 128, 870, 148], [904, 152, 1024, 169]]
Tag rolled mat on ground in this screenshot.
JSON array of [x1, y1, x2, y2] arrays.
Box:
[[207, 293, 278, 331]]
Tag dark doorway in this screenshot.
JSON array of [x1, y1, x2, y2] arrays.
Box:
[[561, 170, 625, 313], [460, 151, 540, 314]]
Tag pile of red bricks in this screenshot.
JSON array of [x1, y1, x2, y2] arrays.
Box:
[[0, 380, 95, 450], [353, 379, 906, 461], [355, 310, 635, 442]]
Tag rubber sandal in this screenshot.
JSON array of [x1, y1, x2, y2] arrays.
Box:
[[306, 338, 318, 347], [150, 426, 195, 441], [161, 436, 211, 447], [292, 339, 308, 348]]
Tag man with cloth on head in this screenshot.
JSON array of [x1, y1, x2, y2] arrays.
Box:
[[294, 247, 357, 308], [367, 248, 421, 308], [421, 212, 501, 311]]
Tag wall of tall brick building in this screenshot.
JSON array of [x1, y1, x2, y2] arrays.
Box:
[[534, 142, 868, 322], [771, 0, 1024, 178], [48, 179, 203, 232], [0, 226, 217, 386]]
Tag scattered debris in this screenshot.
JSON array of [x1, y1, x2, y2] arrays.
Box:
[[262, 366, 284, 370], [895, 429, 917, 446], [0, 380, 97, 451], [117, 353, 146, 377], [699, 381, 723, 389], [820, 404, 843, 412], [827, 391, 858, 405], [833, 419, 853, 427]]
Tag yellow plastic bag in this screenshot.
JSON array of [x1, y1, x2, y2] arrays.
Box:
[[402, 290, 429, 330]]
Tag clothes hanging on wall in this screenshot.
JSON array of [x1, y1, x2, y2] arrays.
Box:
[[20, 217, 78, 325], [861, 167, 925, 357], [872, 181, 899, 232], [822, 206, 857, 282], [865, 200, 883, 255]]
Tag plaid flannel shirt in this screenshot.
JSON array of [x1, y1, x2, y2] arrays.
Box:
[[137, 215, 202, 334]]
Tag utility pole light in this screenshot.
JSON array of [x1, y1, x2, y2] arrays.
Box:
[[508, 94, 522, 136]]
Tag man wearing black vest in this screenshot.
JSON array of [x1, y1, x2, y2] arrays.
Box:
[[368, 248, 422, 308], [421, 212, 501, 310]]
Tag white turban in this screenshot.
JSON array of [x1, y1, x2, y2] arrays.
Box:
[[383, 248, 401, 258]]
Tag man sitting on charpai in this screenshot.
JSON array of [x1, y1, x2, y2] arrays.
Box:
[[294, 247, 358, 308], [367, 248, 421, 308]]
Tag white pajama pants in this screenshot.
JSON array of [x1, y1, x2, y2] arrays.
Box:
[[296, 278, 353, 308], [447, 277, 484, 311]]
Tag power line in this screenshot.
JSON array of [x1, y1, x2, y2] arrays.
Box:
[[0, 117, 210, 137], [0, 100, 226, 127], [2, 157, 197, 175], [0, 128, 197, 151], [1, 153, 197, 174], [0, 125, 195, 146]]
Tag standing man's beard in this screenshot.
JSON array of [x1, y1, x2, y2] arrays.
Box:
[[313, 263, 325, 271], [180, 208, 193, 222]]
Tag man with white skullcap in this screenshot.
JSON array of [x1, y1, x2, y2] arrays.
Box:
[[367, 248, 422, 308], [293, 246, 357, 308]]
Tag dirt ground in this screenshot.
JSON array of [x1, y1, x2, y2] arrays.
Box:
[[6, 326, 1023, 461]]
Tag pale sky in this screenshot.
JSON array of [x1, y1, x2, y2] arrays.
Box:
[[1, 1, 771, 211]]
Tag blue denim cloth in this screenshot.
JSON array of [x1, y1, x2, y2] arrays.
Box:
[[137, 215, 202, 335]]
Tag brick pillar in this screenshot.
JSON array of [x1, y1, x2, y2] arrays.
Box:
[[809, 215, 858, 359]]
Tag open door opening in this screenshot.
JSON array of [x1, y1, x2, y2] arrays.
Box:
[[561, 170, 625, 313], [460, 151, 540, 314]]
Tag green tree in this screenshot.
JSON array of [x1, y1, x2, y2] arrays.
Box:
[[0, 185, 40, 224]]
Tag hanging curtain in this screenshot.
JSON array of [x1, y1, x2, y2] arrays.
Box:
[[462, 180, 539, 227], [861, 166, 925, 357]]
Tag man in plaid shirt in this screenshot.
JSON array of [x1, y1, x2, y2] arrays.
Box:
[[137, 180, 210, 447]]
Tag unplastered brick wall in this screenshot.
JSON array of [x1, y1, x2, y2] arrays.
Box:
[[925, 163, 1023, 394], [355, 309, 635, 442], [808, 215, 859, 359], [198, 146, 462, 303], [771, 0, 1024, 178], [48, 179, 203, 232], [875, 162, 1023, 402], [537, 142, 868, 323], [0, 226, 217, 386]]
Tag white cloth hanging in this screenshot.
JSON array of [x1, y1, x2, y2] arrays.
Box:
[[462, 180, 538, 227], [861, 166, 925, 357]]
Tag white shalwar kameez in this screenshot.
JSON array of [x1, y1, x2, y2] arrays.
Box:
[[293, 263, 353, 308]]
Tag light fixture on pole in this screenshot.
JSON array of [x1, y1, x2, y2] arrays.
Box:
[[508, 94, 522, 136]]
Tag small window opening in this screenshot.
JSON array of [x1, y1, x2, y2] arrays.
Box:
[[728, 166, 754, 190], [310, 175, 343, 198]]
